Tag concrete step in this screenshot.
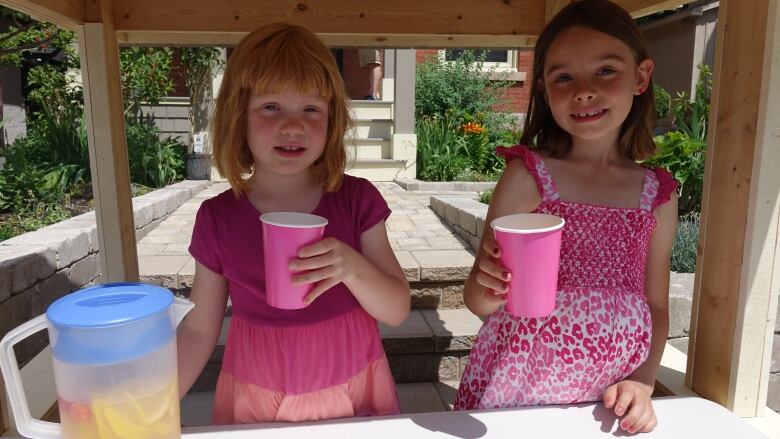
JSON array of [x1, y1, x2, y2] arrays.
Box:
[[345, 137, 391, 160], [181, 380, 458, 427], [345, 158, 408, 181], [189, 308, 483, 393], [348, 118, 394, 139], [349, 100, 393, 120]]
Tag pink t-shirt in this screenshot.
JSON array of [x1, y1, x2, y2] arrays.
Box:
[[189, 175, 391, 326]]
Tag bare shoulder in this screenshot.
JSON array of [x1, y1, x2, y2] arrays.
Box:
[[488, 158, 542, 219]]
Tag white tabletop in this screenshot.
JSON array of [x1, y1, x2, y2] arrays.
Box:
[[179, 396, 767, 439]]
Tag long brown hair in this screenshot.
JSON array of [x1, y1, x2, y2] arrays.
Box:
[[211, 22, 351, 196], [519, 0, 656, 160]]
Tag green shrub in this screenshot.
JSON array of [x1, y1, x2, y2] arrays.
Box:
[[0, 199, 70, 241], [120, 47, 174, 117], [654, 84, 670, 119], [672, 212, 700, 273], [126, 121, 186, 188], [644, 65, 712, 215], [479, 190, 493, 205], [415, 114, 469, 181], [414, 50, 518, 181], [646, 131, 706, 215], [415, 50, 509, 122]]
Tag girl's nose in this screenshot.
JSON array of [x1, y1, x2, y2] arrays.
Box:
[[280, 116, 304, 136], [574, 88, 596, 102]]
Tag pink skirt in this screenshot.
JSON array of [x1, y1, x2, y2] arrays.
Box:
[[212, 307, 400, 424]]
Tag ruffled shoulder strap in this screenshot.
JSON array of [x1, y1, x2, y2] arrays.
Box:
[[496, 145, 560, 201], [651, 167, 679, 211], [638, 167, 679, 211]]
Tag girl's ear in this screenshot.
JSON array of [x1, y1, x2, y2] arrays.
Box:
[[635, 58, 655, 95]]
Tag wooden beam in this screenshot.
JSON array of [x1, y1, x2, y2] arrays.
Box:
[[545, 0, 570, 23], [78, 0, 139, 283], [686, 0, 780, 416], [116, 31, 538, 48], [1, 0, 83, 28], [111, 0, 544, 45], [614, 0, 698, 18]]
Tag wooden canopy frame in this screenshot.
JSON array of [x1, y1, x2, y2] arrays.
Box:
[[1, 0, 778, 423]]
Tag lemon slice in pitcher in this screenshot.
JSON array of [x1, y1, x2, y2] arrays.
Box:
[[102, 404, 150, 439], [138, 380, 176, 425]]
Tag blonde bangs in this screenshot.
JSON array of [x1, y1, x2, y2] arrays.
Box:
[[237, 28, 337, 101], [211, 23, 350, 196]]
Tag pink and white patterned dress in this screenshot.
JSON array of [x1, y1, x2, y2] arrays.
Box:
[[454, 145, 678, 410]]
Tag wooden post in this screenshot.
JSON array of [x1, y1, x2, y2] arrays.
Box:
[[686, 0, 780, 416], [78, 0, 139, 282]]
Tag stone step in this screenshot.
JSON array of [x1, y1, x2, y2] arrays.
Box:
[[181, 380, 458, 427], [189, 308, 483, 392]]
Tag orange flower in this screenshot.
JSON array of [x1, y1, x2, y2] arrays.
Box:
[[462, 122, 486, 134]]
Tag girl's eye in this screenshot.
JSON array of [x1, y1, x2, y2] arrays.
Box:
[[304, 106, 321, 113], [262, 103, 280, 111], [597, 67, 616, 76], [554, 74, 572, 83]]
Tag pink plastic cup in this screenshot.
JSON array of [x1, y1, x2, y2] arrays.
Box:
[[491, 213, 565, 318], [260, 212, 328, 309]]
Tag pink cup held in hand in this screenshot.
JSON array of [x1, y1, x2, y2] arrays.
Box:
[[491, 213, 565, 318], [260, 212, 328, 309]]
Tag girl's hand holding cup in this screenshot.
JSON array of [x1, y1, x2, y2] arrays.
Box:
[[476, 240, 511, 306], [289, 237, 360, 304]]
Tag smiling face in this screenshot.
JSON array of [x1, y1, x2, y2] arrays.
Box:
[[245, 89, 330, 178], [541, 26, 653, 149]]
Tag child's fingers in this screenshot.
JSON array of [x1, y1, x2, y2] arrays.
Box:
[[475, 272, 508, 295], [629, 407, 656, 433], [612, 386, 634, 417], [297, 237, 337, 258], [602, 385, 617, 408], [292, 266, 337, 285], [638, 410, 658, 433], [478, 257, 510, 284], [289, 253, 333, 271], [304, 277, 340, 303], [619, 400, 646, 432], [482, 240, 502, 258]]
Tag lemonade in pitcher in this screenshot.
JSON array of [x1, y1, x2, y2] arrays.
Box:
[[60, 377, 180, 439]]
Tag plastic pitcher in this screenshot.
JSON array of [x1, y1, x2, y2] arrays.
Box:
[[260, 212, 328, 309], [491, 213, 565, 318], [0, 283, 194, 439]]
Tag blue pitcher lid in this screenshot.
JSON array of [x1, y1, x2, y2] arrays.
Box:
[[47, 282, 173, 328], [46, 283, 176, 364]]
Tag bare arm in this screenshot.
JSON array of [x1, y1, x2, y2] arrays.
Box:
[[463, 159, 542, 316], [177, 261, 229, 398], [290, 221, 410, 326], [628, 192, 678, 388], [603, 191, 678, 433]]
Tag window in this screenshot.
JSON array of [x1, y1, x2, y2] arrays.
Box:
[[439, 49, 518, 72]]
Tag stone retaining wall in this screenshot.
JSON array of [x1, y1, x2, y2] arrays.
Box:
[[430, 194, 780, 411], [0, 180, 209, 366]]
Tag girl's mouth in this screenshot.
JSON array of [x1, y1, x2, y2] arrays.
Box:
[[274, 145, 306, 157], [570, 109, 608, 122]]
